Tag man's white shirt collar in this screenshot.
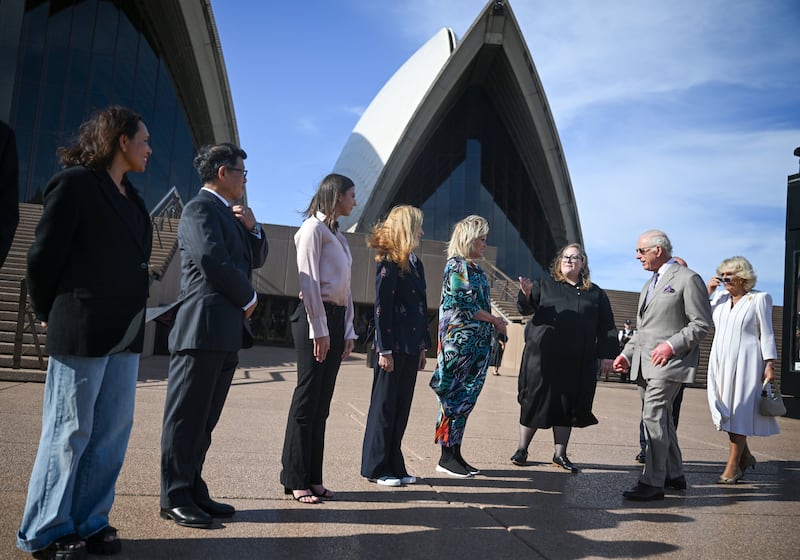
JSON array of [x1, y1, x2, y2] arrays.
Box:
[[202, 186, 230, 207]]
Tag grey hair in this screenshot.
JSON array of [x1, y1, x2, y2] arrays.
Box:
[[641, 229, 672, 256]]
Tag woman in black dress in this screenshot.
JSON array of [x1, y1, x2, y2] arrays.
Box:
[[510, 243, 617, 471]]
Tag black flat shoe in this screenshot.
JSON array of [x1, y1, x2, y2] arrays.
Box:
[[665, 476, 687, 490], [622, 482, 664, 501], [159, 505, 213, 528], [635, 450, 646, 464], [510, 449, 528, 466], [196, 497, 235, 518], [552, 454, 579, 473], [32, 534, 87, 560], [86, 525, 121, 555]]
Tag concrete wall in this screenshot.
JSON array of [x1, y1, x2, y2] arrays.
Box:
[[256, 223, 497, 307], [141, 221, 502, 356]]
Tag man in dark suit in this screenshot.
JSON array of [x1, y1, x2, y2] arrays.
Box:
[[160, 143, 268, 528], [0, 120, 19, 267], [614, 230, 712, 501]]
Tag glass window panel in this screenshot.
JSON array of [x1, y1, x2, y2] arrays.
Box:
[[87, 1, 118, 102], [110, 9, 138, 107]]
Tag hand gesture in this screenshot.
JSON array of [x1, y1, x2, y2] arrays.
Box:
[[519, 276, 533, 298], [232, 204, 257, 232]]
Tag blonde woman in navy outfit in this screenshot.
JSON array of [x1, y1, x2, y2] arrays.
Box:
[[361, 206, 430, 487]]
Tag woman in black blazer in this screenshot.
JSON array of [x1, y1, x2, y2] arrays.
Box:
[[361, 205, 431, 486], [17, 107, 152, 559]]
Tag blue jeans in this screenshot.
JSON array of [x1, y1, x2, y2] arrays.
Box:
[[17, 353, 139, 553]]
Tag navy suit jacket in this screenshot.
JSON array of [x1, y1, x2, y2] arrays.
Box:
[[168, 189, 268, 353], [374, 257, 431, 356], [28, 166, 152, 355]]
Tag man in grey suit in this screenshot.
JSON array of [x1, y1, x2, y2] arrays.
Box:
[[613, 230, 712, 501], [160, 144, 268, 527]]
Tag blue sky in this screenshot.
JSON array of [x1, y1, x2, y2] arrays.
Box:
[[213, 0, 800, 301]]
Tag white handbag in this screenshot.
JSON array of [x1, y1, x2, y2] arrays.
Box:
[[759, 379, 786, 417]]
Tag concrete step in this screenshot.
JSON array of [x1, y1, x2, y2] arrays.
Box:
[[0, 353, 47, 369], [0, 330, 45, 343], [0, 341, 47, 355], [0, 366, 47, 382]]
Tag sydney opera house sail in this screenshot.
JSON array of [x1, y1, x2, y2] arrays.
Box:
[[333, 0, 581, 279]]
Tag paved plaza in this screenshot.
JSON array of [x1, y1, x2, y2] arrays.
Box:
[[1, 346, 799, 559]]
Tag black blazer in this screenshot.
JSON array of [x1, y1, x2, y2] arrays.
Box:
[[168, 189, 269, 353], [27, 166, 152, 356], [0, 121, 19, 267], [374, 257, 431, 356]]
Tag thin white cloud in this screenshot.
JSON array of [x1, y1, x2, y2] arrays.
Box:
[[341, 105, 366, 118], [295, 117, 320, 135]]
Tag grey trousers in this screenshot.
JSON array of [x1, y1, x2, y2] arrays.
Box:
[[638, 378, 684, 488]]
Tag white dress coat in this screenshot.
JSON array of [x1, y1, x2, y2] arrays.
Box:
[[706, 290, 779, 436]]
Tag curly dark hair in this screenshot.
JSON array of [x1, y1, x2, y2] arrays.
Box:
[[193, 143, 248, 184], [58, 106, 143, 170]]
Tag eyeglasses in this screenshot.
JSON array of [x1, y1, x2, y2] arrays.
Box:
[[562, 255, 584, 262], [636, 246, 656, 255], [226, 167, 248, 178], [717, 276, 736, 284]]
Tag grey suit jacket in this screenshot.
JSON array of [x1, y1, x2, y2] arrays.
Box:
[[168, 189, 269, 353], [621, 263, 712, 383]]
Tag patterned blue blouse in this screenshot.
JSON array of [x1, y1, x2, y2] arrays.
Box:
[[430, 257, 494, 445]]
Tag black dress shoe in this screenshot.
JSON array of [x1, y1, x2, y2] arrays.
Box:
[[552, 455, 579, 473], [665, 476, 687, 490], [622, 482, 664, 501], [160, 506, 213, 528], [510, 449, 528, 466], [635, 450, 646, 464], [197, 498, 235, 517]]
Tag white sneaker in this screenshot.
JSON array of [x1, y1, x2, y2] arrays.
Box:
[[400, 476, 417, 485], [375, 476, 401, 487]]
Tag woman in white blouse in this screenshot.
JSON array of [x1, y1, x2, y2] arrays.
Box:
[[280, 173, 358, 503], [706, 256, 778, 484]]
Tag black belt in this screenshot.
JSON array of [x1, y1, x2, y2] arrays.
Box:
[[323, 301, 345, 312]]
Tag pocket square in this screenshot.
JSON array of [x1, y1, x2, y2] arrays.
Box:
[[663, 285, 675, 293]]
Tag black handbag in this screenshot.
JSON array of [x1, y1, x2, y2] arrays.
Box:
[[759, 380, 786, 417]]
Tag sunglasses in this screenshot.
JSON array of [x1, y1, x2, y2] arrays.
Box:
[[716, 276, 735, 284]]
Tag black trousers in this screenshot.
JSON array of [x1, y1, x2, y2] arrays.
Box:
[[280, 301, 345, 489], [360, 352, 418, 479], [160, 349, 238, 508]]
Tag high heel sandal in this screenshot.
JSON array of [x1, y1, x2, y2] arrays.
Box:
[[284, 487, 320, 504]]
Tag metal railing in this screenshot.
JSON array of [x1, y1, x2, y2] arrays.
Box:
[[12, 278, 46, 370], [150, 186, 184, 250], [482, 259, 526, 323]]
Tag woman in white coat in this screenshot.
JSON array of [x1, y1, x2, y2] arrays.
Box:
[[706, 256, 778, 484]]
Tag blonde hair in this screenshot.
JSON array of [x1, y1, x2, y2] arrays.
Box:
[[368, 205, 423, 272], [447, 215, 489, 259], [551, 243, 592, 290], [717, 256, 757, 292]]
